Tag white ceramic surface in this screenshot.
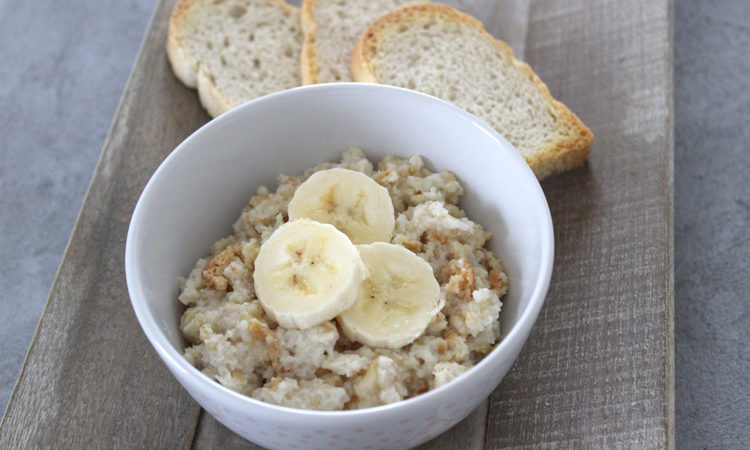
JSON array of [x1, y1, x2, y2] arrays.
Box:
[[125, 83, 553, 450]]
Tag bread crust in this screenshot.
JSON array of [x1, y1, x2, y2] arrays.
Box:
[[351, 4, 593, 179], [166, 0, 202, 88], [300, 0, 321, 85], [167, 0, 300, 117]]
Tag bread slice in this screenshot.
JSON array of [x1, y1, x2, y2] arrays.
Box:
[[300, 0, 427, 84], [351, 4, 593, 179], [167, 0, 302, 117]]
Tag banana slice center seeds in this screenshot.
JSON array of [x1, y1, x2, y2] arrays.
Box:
[[253, 219, 365, 329], [288, 167, 395, 244]]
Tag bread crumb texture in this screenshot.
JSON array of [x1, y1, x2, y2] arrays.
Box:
[[179, 148, 509, 410], [352, 4, 593, 179], [167, 0, 302, 116]]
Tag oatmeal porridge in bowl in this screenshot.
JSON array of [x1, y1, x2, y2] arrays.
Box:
[[126, 84, 553, 449], [179, 148, 509, 410]]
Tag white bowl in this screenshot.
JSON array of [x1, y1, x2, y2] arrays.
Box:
[[126, 83, 553, 449]]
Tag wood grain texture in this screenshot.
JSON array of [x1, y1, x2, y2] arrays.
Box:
[[0, 0, 673, 448], [0, 0, 208, 447], [485, 0, 674, 448]]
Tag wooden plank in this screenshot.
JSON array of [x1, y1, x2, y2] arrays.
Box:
[[485, 0, 674, 448], [0, 0, 208, 447]]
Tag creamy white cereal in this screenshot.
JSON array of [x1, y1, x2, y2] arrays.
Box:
[[178, 148, 508, 410], [433, 362, 470, 388]]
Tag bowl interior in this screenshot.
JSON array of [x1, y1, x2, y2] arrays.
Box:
[[127, 83, 551, 379]]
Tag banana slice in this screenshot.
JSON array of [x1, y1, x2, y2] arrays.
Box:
[[288, 168, 395, 244], [253, 219, 366, 329], [338, 242, 442, 348]]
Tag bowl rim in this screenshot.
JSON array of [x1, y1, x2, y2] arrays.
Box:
[[125, 82, 554, 417]]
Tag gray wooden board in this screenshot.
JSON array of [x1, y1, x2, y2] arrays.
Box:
[[0, 0, 673, 448], [486, 0, 675, 448]]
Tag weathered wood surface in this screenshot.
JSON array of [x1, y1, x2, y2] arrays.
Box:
[[486, 1, 674, 447], [0, 0, 673, 448]]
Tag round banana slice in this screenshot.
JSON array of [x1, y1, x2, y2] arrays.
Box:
[[287, 168, 395, 244], [253, 219, 366, 329], [338, 242, 442, 348]]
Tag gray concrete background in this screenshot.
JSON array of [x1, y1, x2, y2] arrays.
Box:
[[0, 0, 748, 447], [674, 1, 750, 447]]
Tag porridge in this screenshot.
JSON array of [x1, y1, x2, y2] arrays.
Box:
[[178, 148, 508, 410]]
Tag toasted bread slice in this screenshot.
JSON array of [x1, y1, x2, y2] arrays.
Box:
[[300, 0, 426, 84], [351, 4, 593, 179], [167, 0, 302, 117]]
